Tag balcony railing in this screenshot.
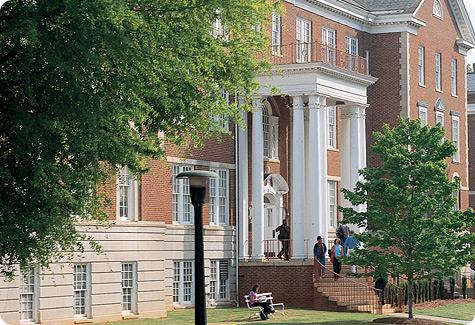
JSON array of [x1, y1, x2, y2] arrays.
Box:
[[263, 239, 309, 260], [258, 42, 369, 75]]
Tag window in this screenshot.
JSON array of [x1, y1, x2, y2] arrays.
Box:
[[209, 169, 229, 225], [433, 0, 442, 18], [122, 263, 137, 314], [345, 36, 358, 72], [210, 260, 229, 301], [418, 106, 428, 126], [296, 18, 312, 63], [172, 165, 193, 224], [328, 181, 337, 228], [322, 28, 336, 65], [435, 53, 442, 91], [263, 106, 270, 157], [73, 264, 90, 318], [436, 111, 444, 126], [453, 176, 461, 211], [173, 261, 193, 304], [451, 115, 460, 162], [262, 105, 279, 159], [117, 166, 139, 221], [451, 59, 457, 96], [19, 268, 38, 323], [328, 106, 337, 148], [418, 46, 425, 85], [212, 89, 230, 132], [272, 11, 281, 54], [212, 10, 227, 39]]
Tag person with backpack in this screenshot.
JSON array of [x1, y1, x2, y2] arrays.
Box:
[[275, 219, 290, 260]]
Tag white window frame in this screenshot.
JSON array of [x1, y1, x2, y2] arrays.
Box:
[[433, 0, 443, 18], [322, 28, 336, 65], [418, 106, 428, 126], [172, 165, 194, 224], [451, 59, 457, 96], [121, 262, 137, 315], [209, 260, 229, 302], [173, 261, 194, 305], [209, 169, 229, 226], [328, 181, 337, 229], [435, 53, 442, 91], [345, 36, 358, 72], [436, 111, 444, 126], [73, 263, 91, 320], [263, 106, 271, 158], [296, 17, 312, 63], [328, 106, 337, 148], [19, 267, 39, 324], [451, 115, 460, 162], [418, 46, 425, 86], [272, 11, 282, 55], [211, 10, 227, 39], [117, 166, 139, 221], [212, 90, 230, 132]]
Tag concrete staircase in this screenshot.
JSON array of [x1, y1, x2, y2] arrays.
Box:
[[313, 263, 398, 314]]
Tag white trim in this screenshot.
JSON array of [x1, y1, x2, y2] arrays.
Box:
[[327, 175, 341, 181], [166, 157, 235, 170], [172, 165, 194, 225], [116, 166, 139, 222], [436, 110, 444, 126], [209, 168, 230, 226], [19, 267, 39, 324]]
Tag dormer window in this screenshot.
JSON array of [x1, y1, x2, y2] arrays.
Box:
[[433, 0, 442, 18]]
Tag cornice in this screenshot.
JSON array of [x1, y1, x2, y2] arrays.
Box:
[[263, 62, 378, 87]]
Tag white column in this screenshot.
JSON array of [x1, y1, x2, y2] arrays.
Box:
[[238, 96, 249, 259], [320, 103, 329, 245], [251, 95, 265, 258], [341, 105, 367, 232], [340, 110, 351, 209], [306, 95, 324, 250], [291, 95, 306, 258]]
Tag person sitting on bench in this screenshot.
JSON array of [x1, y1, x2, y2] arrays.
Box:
[[249, 284, 274, 320]]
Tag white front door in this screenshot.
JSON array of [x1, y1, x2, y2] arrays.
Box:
[[264, 203, 278, 257]]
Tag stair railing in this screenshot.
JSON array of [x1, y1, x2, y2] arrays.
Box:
[[314, 258, 384, 314]]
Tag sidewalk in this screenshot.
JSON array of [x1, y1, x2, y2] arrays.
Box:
[[389, 313, 473, 324]]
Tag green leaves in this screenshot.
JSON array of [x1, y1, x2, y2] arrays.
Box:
[[341, 118, 475, 280], [0, 0, 277, 277]]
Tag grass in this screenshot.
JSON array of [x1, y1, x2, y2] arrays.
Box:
[[415, 301, 475, 321], [103, 308, 387, 325]]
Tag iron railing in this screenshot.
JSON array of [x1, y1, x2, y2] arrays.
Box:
[[313, 258, 384, 314], [263, 239, 309, 260], [257, 42, 369, 75]]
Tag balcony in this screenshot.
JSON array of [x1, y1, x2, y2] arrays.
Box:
[[258, 42, 369, 76]]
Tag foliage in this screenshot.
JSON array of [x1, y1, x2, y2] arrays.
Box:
[[341, 119, 475, 318], [0, 0, 278, 277]]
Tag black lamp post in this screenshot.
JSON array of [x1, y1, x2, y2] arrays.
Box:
[[176, 170, 217, 325]]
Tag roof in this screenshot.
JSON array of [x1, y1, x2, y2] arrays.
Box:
[[342, 0, 420, 13], [468, 73, 475, 93]]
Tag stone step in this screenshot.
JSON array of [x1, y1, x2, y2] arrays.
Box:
[[316, 277, 370, 284], [326, 295, 379, 303]]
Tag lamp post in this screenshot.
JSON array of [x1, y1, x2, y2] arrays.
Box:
[[176, 170, 218, 325]]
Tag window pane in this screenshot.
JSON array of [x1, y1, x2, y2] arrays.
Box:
[[122, 263, 135, 312], [73, 264, 88, 317]]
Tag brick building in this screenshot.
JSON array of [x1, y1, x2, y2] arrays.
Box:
[[1, 0, 474, 324], [468, 67, 475, 208]]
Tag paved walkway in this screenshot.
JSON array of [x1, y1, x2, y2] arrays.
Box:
[[389, 313, 473, 324]]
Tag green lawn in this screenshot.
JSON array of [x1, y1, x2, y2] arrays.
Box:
[[415, 301, 475, 321], [104, 308, 388, 325]]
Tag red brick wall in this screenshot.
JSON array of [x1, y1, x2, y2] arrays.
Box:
[[469, 114, 475, 208], [409, 0, 469, 209], [366, 32, 403, 168], [238, 264, 314, 308]]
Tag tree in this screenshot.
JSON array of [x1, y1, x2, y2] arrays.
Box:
[[0, 0, 277, 278], [341, 119, 475, 319]]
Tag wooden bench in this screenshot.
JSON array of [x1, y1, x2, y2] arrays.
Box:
[[244, 292, 285, 319]]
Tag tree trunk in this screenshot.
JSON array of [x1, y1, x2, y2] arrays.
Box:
[[408, 275, 414, 319]]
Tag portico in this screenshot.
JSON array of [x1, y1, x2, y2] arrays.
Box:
[[238, 61, 376, 260]]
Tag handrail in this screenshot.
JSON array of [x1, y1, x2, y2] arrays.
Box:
[[314, 257, 384, 314], [263, 239, 309, 260], [257, 41, 369, 75]]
